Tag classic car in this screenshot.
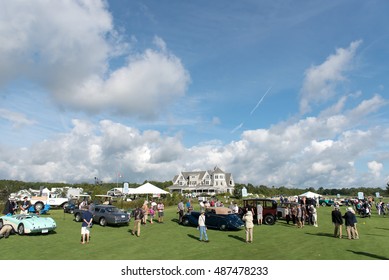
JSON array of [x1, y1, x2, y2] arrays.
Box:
[[240, 198, 278, 225], [28, 204, 50, 215], [182, 207, 244, 230], [73, 205, 130, 226], [277, 202, 299, 219], [0, 213, 56, 235], [319, 198, 335, 207], [63, 195, 92, 214]]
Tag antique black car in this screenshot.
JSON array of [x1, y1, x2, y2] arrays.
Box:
[[182, 207, 244, 230]]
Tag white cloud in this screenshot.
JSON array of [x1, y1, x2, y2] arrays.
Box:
[[0, 108, 36, 127], [300, 40, 362, 114], [0, 1, 190, 119], [0, 92, 387, 188], [62, 43, 190, 118], [368, 161, 383, 177]]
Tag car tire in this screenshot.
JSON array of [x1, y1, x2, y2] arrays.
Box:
[[75, 213, 82, 222], [0, 219, 3, 228], [17, 224, 25, 235], [219, 223, 227, 231], [62, 202, 69, 209], [34, 201, 44, 212], [182, 217, 189, 226], [264, 215, 275, 225], [99, 217, 107, 227], [321, 202, 326, 207]]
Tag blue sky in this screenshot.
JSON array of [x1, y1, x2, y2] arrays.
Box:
[[0, 0, 388, 188]]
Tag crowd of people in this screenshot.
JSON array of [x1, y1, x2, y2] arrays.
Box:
[[2, 193, 388, 245], [131, 200, 165, 237]]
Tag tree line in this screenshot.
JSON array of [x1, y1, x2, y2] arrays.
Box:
[[232, 183, 388, 199], [1, 179, 388, 201]]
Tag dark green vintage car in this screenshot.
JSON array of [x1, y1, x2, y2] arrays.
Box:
[[319, 199, 335, 206]]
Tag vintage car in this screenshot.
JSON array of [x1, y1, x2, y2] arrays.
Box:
[[319, 198, 335, 207], [0, 213, 56, 235], [182, 207, 244, 230], [277, 202, 299, 219], [64, 195, 92, 214], [73, 205, 130, 226], [240, 198, 278, 225]]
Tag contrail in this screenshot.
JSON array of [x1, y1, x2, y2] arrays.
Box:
[[250, 86, 272, 115], [231, 122, 244, 133]]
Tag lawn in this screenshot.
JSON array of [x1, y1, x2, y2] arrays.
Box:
[[1, 205, 388, 260]]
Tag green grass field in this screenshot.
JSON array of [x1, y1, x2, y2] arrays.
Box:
[[1, 205, 389, 260]]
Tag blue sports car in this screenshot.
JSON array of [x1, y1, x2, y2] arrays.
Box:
[[182, 207, 244, 230], [0, 214, 56, 235]]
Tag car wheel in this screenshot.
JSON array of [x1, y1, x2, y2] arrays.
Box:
[[264, 215, 275, 225], [182, 217, 189, 226], [70, 209, 74, 214], [99, 217, 107, 227], [75, 213, 82, 222], [0, 219, 3, 228], [17, 224, 25, 235], [219, 223, 227, 231], [321, 202, 326, 207], [62, 203, 69, 209], [34, 201, 44, 212]]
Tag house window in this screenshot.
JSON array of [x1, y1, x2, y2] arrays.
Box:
[[215, 175, 218, 179]]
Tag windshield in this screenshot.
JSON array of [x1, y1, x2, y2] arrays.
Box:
[[106, 207, 120, 213]]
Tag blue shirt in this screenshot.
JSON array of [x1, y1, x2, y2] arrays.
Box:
[[82, 211, 93, 227]]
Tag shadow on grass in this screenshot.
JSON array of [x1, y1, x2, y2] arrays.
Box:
[[304, 232, 335, 238], [364, 233, 387, 237], [347, 250, 389, 260], [375, 227, 389, 231], [170, 218, 180, 224], [187, 234, 199, 241], [228, 234, 246, 243], [278, 223, 297, 227]]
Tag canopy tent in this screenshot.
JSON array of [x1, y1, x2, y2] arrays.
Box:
[[131, 182, 170, 195], [298, 191, 320, 198]]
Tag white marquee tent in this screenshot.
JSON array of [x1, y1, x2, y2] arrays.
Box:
[[298, 191, 320, 198], [130, 182, 170, 195]]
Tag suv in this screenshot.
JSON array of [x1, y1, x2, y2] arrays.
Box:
[[240, 198, 277, 225]]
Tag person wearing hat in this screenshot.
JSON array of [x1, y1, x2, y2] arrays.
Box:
[[2, 197, 17, 216], [242, 208, 254, 243], [331, 205, 343, 238], [198, 211, 209, 242], [343, 207, 356, 239], [19, 196, 31, 214]]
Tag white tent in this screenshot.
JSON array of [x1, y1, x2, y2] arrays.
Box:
[[298, 191, 320, 198], [132, 182, 170, 195]]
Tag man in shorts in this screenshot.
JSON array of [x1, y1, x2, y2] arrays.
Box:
[[157, 201, 165, 223], [256, 203, 263, 225], [81, 207, 93, 244]]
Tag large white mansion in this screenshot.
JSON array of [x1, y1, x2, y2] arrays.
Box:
[[168, 167, 235, 195]]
